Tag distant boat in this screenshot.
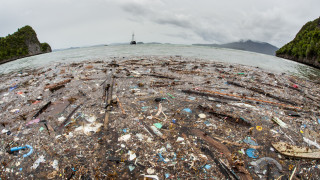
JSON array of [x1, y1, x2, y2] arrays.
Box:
[[130, 33, 136, 45]]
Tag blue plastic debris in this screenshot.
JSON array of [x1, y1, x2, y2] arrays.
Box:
[[318, 118, 320, 124], [165, 173, 170, 178], [204, 164, 212, 169], [123, 128, 127, 133], [246, 148, 259, 158], [10, 144, 33, 158], [9, 85, 18, 91], [157, 152, 176, 163], [172, 119, 176, 123], [243, 137, 259, 146], [19, 168, 23, 171], [157, 153, 167, 163], [183, 108, 192, 113], [23, 145, 33, 157]]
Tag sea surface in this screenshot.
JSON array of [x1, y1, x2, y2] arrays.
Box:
[[0, 44, 319, 79]]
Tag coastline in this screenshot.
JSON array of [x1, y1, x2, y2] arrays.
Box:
[[277, 54, 320, 70], [0, 52, 50, 65], [0, 56, 320, 179]]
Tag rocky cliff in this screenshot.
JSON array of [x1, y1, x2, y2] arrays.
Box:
[[0, 25, 52, 64], [276, 17, 320, 68]]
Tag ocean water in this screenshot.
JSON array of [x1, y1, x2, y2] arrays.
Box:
[[0, 44, 319, 79]]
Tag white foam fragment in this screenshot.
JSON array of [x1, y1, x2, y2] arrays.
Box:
[[176, 137, 184, 142], [86, 116, 96, 123], [272, 117, 288, 128], [32, 155, 45, 170], [58, 117, 66, 122], [52, 160, 59, 170], [303, 137, 320, 149], [128, 150, 136, 161], [118, 134, 131, 142], [136, 133, 145, 141], [74, 122, 102, 135], [1, 129, 9, 134], [231, 103, 259, 110]]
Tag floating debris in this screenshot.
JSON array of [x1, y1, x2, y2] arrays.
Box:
[[1, 56, 319, 179]]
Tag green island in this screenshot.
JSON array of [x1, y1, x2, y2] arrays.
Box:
[[276, 17, 320, 68], [0, 25, 51, 64]]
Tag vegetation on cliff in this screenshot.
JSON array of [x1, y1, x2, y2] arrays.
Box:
[[0, 25, 51, 64], [40, 42, 51, 52], [276, 17, 320, 67]]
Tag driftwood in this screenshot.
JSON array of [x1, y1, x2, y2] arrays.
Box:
[[57, 104, 81, 132], [198, 104, 252, 127], [226, 81, 298, 106], [189, 129, 252, 180], [201, 147, 239, 180], [32, 101, 52, 119], [182, 89, 241, 102], [272, 142, 320, 159], [196, 88, 302, 110], [116, 97, 126, 115], [40, 120, 55, 137], [142, 73, 178, 80], [44, 79, 72, 92], [169, 68, 212, 75], [104, 75, 115, 127]]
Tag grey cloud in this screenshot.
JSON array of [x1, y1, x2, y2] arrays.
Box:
[[119, 0, 320, 46], [1, 0, 320, 48], [154, 17, 192, 29], [155, 16, 231, 43], [193, 27, 230, 43], [120, 2, 229, 43], [164, 31, 197, 41], [122, 2, 152, 16]]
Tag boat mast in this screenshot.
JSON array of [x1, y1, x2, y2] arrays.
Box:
[[130, 32, 136, 45]]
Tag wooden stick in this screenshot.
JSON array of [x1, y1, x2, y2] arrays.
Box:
[[190, 129, 252, 180], [289, 166, 297, 180], [32, 101, 52, 119], [104, 76, 115, 127], [58, 104, 81, 132], [44, 79, 72, 91], [199, 89, 302, 110], [116, 97, 126, 115]]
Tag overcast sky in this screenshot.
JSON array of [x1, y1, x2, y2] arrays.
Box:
[[0, 0, 319, 49]]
